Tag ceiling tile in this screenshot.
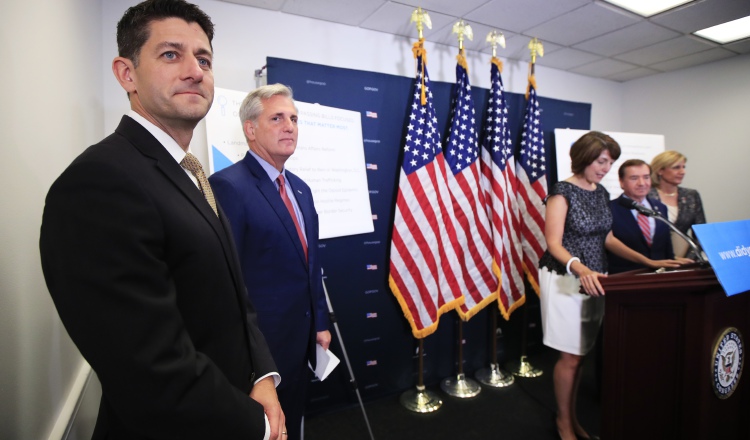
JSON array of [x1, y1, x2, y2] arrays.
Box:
[[463, 0, 590, 34], [724, 38, 750, 54], [218, 0, 285, 10], [535, 47, 604, 70], [215, 0, 746, 81], [605, 67, 661, 82], [431, 21, 519, 53], [650, 0, 750, 33], [573, 21, 681, 56], [358, 2, 455, 39], [524, 2, 638, 46], [281, 0, 387, 26], [615, 35, 717, 66], [570, 57, 640, 77], [648, 47, 738, 71], [394, 0, 494, 18], [490, 36, 564, 62]]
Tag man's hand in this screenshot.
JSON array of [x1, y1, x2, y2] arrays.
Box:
[[317, 330, 332, 351], [648, 259, 682, 269], [249, 376, 285, 439]]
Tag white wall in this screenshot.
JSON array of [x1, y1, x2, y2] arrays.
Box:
[[0, 0, 103, 439], [4, 1, 747, 439], [102, 0, 626, 168], [622, 53, 750, 223]]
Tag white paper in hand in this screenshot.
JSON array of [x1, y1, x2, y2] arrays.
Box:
[[308, 344, 340, 381]]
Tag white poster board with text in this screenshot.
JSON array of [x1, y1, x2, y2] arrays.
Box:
[[206, 87, 374, 239], [554, 129, 665, 199]]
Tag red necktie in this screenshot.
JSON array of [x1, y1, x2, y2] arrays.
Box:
[[277, 175, 308, 260], [637, 210, 652, 246]]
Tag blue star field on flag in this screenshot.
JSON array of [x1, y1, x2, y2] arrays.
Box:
[[403, 57, 440, 175], [444, 62, 477, 174], [484, 63, 514, 172], [519, 84, 546, 182]]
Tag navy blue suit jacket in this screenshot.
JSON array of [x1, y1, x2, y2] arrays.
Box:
[[608, 195, 674, 274], [209, 152, 329, 384]]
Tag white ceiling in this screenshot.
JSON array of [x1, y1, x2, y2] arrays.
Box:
[[219, 0, 750, 82]]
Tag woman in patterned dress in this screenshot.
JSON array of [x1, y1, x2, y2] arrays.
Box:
[[648, 150, 706, 258], [539, 131, 682, 440]]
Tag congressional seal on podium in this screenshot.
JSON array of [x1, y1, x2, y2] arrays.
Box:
[[711, 327, 744, 399]]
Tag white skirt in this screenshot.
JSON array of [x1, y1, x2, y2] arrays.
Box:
[[539, 267, 605, 356]]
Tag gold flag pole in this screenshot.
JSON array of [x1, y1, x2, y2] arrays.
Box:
[[399, 7, 442, 413], [410, 7, 432, 106], [526, 37, 544, 98], [475, 29, 515, 389], [507, 38, 544, 379]]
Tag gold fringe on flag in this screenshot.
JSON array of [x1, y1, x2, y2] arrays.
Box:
[[525, 74, 537, 100], [456, 48, 468, 71], [412, 38, 428, 106], [491, 56, 503, 73]]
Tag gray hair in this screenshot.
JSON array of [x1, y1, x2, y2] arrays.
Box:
[[238, 83, 295, 124]]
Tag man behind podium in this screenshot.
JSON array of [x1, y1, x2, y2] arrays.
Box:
[[39, 1, 284, 438], [608, 159, 678, 274]]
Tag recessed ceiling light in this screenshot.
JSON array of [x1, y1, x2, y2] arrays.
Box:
[[603, 0, 694, 17], [694, 16, 750, 44]]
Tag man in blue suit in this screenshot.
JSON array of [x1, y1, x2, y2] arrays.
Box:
[[210, 84, 331, 440], [608, 159, 675, 273]]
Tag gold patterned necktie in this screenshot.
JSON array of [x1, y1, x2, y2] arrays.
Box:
[[180, 153, 218, 216]]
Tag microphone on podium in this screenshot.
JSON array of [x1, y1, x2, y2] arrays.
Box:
[[617, 196, 707, 263], [617, 197, 658, 217]]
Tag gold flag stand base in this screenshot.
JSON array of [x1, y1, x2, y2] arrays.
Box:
[[506, 355, 543, 378], [440, 373, 482, 398], [475, 363, 515, 387], [400, 385, 443, 413]]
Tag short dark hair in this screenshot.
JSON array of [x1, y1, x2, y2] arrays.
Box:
[[618, 159, 650, 180], [617, 159, 651, 180], [569, 131, 621, 175], [117, 0, 214, 67]]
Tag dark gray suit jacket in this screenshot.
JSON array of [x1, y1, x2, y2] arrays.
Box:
[[648, 186, 706, 236]]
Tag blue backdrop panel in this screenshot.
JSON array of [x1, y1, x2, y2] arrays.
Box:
[[267, 57, 591, 414]]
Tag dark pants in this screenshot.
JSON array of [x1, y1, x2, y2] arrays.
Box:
[[277, 368, 311, 440]]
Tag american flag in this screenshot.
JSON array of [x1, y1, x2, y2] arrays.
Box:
[[480, 58, 526, 319], [444, 52, 498, 321], [516, 74, 547, 292], [389, 41, 465, 339]]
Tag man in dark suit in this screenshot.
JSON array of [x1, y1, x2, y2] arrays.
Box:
[[209, 84, 331, 440], [608, 159, 675, 274], [39, 2, 285, 439]]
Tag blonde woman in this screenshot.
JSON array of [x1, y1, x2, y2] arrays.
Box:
[[648, 151, 706, 258]]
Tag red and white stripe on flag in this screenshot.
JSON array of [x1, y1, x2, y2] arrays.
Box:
[[444, 52, 498, 321], [480, 57, 526, 319], [516, 75, 547, 293], [389, 41, 465, 339]]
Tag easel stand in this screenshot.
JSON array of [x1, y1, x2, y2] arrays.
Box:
[[475, 309, 514, 387], [321, 272, 375, 440], [400, 339, 443, 413], [441, 319, 481, 397], [505, 303, 542, 378]]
